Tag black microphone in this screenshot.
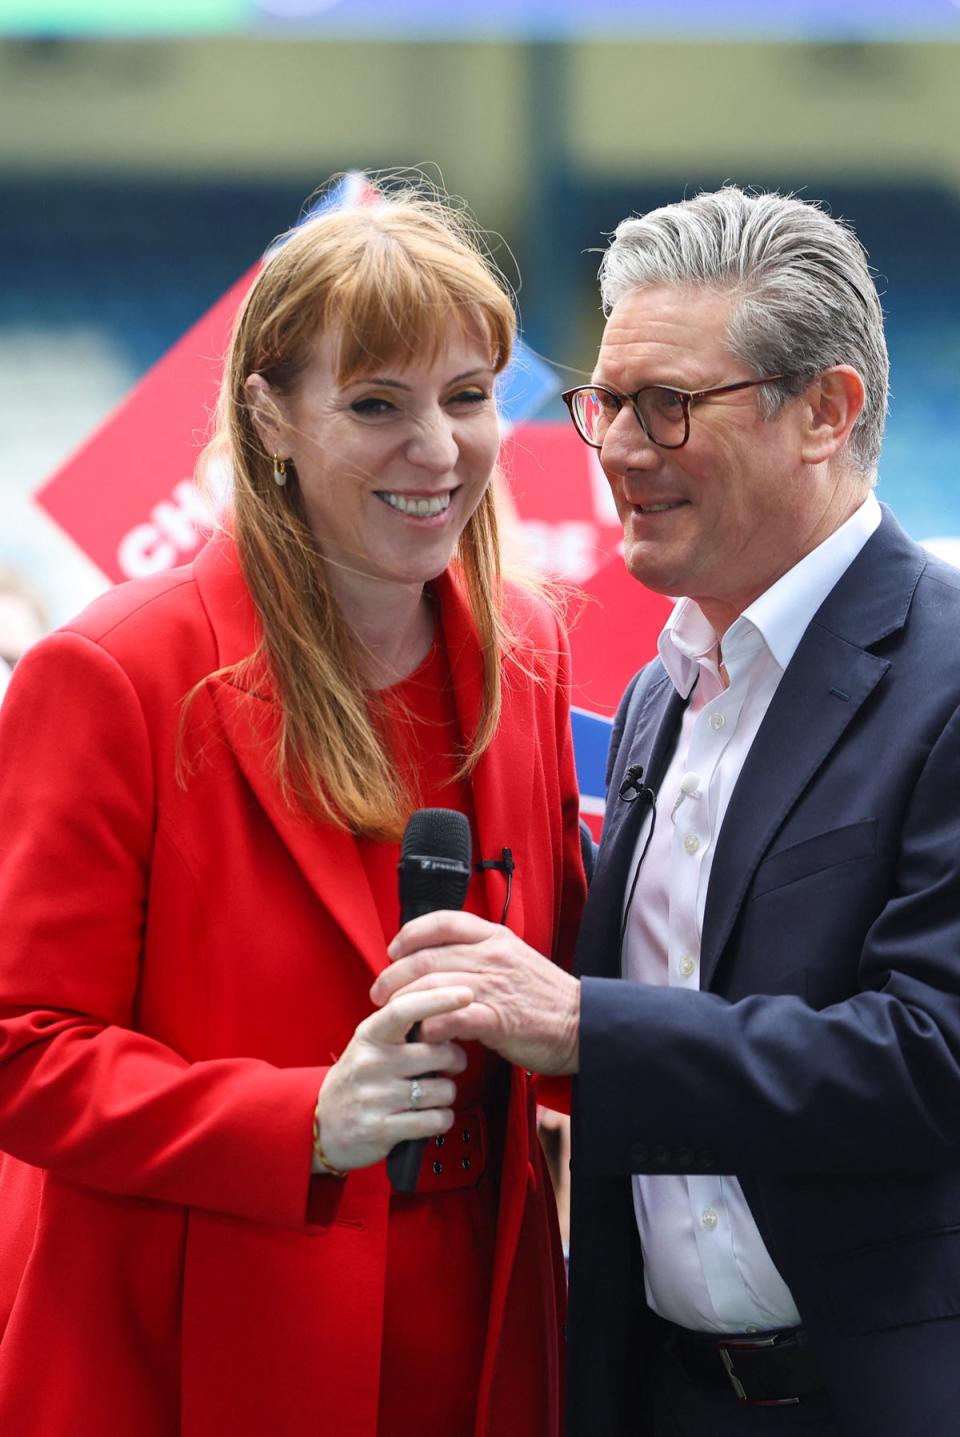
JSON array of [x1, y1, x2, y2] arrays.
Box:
[[386, 808, 472, 1194], [618, 763, 648, 803]]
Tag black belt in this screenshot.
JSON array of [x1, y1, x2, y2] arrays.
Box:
[[664, 1323, 824, 1406]]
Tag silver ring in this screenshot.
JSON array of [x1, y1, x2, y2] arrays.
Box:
[[409, 1078, 425, 1109]]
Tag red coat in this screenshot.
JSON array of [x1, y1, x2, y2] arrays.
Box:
[[0, 534, 585, 1436]]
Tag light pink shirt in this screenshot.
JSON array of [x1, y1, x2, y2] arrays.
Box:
[[624, 491, 881, 1333]]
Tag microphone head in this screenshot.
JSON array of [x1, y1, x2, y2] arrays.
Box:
[[398, 808, 472, 920]]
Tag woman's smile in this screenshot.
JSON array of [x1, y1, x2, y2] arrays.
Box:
[[374, 488, 457, 520]]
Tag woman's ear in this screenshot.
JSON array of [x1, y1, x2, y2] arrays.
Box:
[[799, 365, 866, 466], [244, 373, 288, 457]]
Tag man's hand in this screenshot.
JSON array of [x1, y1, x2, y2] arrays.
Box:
[[370, 912, 580, 1076]]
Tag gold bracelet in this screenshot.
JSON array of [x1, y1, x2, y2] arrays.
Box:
[[312, 1105, 347, 1179]]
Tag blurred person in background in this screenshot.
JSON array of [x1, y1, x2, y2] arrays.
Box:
[[0, 564, 48, 700], [376, 185, 960, 1436], [0, 182, 585, 1437]]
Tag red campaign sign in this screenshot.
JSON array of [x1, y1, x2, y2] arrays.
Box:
[[35, 268, 260, 585]]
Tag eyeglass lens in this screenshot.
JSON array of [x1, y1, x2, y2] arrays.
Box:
[[572, 387, 687, 447]]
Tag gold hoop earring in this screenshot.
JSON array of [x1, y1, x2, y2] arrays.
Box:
[[273, 454, 287, 487]]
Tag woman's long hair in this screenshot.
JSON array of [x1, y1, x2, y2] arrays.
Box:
[[199, 181, 518, 838]]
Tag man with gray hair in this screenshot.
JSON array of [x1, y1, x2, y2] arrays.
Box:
[[375, 186, 960, 1434]]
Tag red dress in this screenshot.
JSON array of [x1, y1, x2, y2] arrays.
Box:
[[357, 637, 511, 1437]]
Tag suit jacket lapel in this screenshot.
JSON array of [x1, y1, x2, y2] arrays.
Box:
[[700, 633, 889, 988], [700, 506, 925, 989], [193, 533, 388, 981], [578, 671, 686, 980]]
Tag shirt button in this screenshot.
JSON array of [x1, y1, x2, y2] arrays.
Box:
[[683, 834, 700, 855], [700, 1207, 719, 1231], [709, 712, 726, 730], [678, 955, 696, 978]]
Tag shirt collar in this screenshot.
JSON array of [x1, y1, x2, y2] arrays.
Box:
[[658, 490, 882, 696]]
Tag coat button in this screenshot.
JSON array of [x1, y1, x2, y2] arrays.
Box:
[[651, 1144, 670, 1168], [432, 1160, 444, 1175], [630, 1144, 650, 1166]]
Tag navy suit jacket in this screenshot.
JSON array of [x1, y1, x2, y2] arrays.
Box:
[[567, 508, 960, 1436]]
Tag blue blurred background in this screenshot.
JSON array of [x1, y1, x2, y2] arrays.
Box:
[[1, 3, 959, 625]]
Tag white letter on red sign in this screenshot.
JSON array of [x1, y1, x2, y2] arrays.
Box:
[[151, 480, 212, 551], [117, 525, 177, 579], [116, 481, 213, 580]]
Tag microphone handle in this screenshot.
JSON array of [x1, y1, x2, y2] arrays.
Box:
[[386, 897, 443, 1194], [385, 1032, 427, 1194]]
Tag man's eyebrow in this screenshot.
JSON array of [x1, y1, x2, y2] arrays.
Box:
[[590, 374, 694, 392]]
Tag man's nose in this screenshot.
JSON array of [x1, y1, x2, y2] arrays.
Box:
[[599, 404, 660, 474]]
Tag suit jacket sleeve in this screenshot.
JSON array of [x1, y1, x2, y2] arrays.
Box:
[[577, 693, 960, 1179], [0, 632, 329, 1230]]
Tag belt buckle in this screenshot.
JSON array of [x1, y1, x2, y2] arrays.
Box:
[[717, 1334, 801, 1407]]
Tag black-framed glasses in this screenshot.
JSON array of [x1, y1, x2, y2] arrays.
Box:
[[561, 376, 787, 451]]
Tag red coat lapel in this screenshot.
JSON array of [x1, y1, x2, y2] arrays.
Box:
[[193, 534, 387, 982], [435, 569, 538, 929], [191, 540, 540, 982], [437, 570, 551, 1410]]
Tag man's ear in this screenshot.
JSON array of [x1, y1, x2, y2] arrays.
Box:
[[799, 366, 866, 466], [244, 373, 288, 457]]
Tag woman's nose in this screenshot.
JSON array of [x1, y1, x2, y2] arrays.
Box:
[[405, 413, 459, 472]]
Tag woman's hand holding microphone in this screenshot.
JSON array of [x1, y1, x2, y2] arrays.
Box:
[[312, 986, 473, 1175]]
